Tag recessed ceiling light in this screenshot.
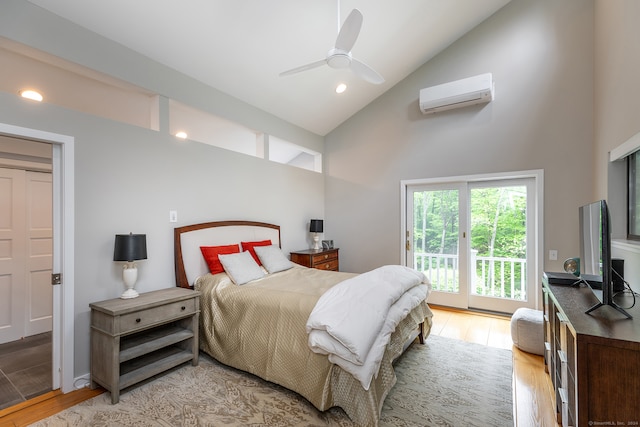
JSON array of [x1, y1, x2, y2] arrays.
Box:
[[20, 89, 43, 102], [335, 83, 347, 94], [175, 131, 188, 139]]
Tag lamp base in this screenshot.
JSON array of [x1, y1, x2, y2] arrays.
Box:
[[120, 288, 139, 299], [120, 264, 139, 299]]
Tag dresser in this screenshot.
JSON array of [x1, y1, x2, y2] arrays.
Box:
[[290, 248, 339, 271], [90, 288, 200, 403], [542, 275, 640, 426]]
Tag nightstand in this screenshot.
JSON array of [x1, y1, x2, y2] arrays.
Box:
[[290, 248, 339, 271], [90, 287, 200, 403]]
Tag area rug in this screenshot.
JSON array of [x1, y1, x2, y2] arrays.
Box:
[[31, 335, 513, 426]]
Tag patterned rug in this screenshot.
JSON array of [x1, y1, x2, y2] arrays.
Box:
[[31, 335, 513, 426]]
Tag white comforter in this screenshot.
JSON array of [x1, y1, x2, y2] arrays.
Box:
[[306, 265, 430, 389]]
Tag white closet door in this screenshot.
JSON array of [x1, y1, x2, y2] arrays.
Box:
[[0, 168, 27, 344], [25, 171, 53, 337], [0, 168, 52, 344]]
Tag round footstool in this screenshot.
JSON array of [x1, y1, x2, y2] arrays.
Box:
[[510, 307, 544, 355]]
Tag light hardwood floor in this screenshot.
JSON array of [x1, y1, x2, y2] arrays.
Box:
[[430, 306, 559, 427], [0, 307, 558, 427]]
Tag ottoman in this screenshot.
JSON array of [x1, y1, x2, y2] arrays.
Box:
[[510, 307, 544, 355]]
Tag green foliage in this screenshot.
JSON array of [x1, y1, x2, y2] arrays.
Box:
[[413, 186, 526, 259], [413, 186, 528, 300], [469, 187, 526, 259], [413, 189, 459, 255]]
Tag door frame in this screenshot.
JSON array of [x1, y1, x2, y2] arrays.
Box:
[[400, 169, 544, 311], [0, 123, 75, 393]]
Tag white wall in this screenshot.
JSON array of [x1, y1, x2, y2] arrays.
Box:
[[325, 0, 595, 274], [595, 0, 640, 203], [0, 1, 325, 378], [594, 0, 640, 292]]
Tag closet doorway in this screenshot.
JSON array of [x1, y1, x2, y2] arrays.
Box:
[[0, 123, 75, 401], [0, 137, 53, 408]]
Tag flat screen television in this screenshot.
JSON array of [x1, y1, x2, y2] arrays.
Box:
[[579, 199, 632, 318]]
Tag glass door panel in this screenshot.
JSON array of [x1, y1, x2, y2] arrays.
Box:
[[467, 179, 535, 312], [408, 184, 468, 308]]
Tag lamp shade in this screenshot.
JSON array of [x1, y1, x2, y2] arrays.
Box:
[[309, 219, 323, 233], [113, 234, 147, 262]]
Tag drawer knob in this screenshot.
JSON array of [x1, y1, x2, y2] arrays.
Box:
[[181, 306, 186, 311], [136, 318, 141, 323], [324, 254, 328, 259], [326, 264, 330, 268]]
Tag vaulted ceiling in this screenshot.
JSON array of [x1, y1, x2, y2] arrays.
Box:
[[27, 0, 511, 135]]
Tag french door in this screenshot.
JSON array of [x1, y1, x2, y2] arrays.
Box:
[[402, 171, 542, 313]]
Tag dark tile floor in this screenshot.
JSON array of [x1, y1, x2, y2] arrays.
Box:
[[0, 332, 51, 411]]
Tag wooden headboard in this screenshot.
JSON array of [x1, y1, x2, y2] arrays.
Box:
[[174, 220, 281, 288]]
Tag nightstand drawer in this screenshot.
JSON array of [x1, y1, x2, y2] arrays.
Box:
[[310, 251, 338, 264], [290, 248, 340, 271], [314, 259, 339, 271], [120, 299, 196, 333]]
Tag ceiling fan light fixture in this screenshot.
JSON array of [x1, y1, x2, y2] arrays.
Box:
[[335, 83, 347, 94]]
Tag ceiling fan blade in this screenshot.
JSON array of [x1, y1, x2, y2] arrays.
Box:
[[279, 59, 327, 77], [350, 58, 385, 84], [335, 9, 362, 52]]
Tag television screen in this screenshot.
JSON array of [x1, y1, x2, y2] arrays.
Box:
[[579, 201, 604, 290], [579, 200, 631, 318]]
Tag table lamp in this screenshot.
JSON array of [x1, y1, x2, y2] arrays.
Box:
[[310, 219, 323, 250], [113, 233, 147, 299]]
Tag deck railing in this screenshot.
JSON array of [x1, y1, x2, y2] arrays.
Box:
[[414, 251, 527, 300]]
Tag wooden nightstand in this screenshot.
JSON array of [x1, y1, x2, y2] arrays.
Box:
[[90, 287, 200, 403], [290, 248, 339, 271]]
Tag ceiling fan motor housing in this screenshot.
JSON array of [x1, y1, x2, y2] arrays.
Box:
[[327, 49, 352, 69]]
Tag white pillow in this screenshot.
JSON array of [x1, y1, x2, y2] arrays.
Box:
[[218, 251, 265, 285], [255, 245, 294, 274]]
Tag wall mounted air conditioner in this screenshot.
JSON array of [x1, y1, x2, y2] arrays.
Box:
[[419, 73, 494, 114]]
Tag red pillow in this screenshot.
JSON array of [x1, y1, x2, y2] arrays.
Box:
[[241, 240, 272, 265], [200, 244, 240, 274]]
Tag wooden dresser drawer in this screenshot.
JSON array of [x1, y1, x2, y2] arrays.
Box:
[[290, 248, 340, 271], [119, 298, 196, 333], [314, 259, 339, 271], [310, 251, 338, 264]]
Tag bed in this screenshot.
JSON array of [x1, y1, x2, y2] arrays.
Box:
[[174, 220, 433, 426]]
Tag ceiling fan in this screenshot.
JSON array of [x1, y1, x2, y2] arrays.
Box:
[[279, 5, 384, 85]]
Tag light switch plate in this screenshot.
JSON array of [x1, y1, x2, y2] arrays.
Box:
[[169, 210, 178, 223]]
